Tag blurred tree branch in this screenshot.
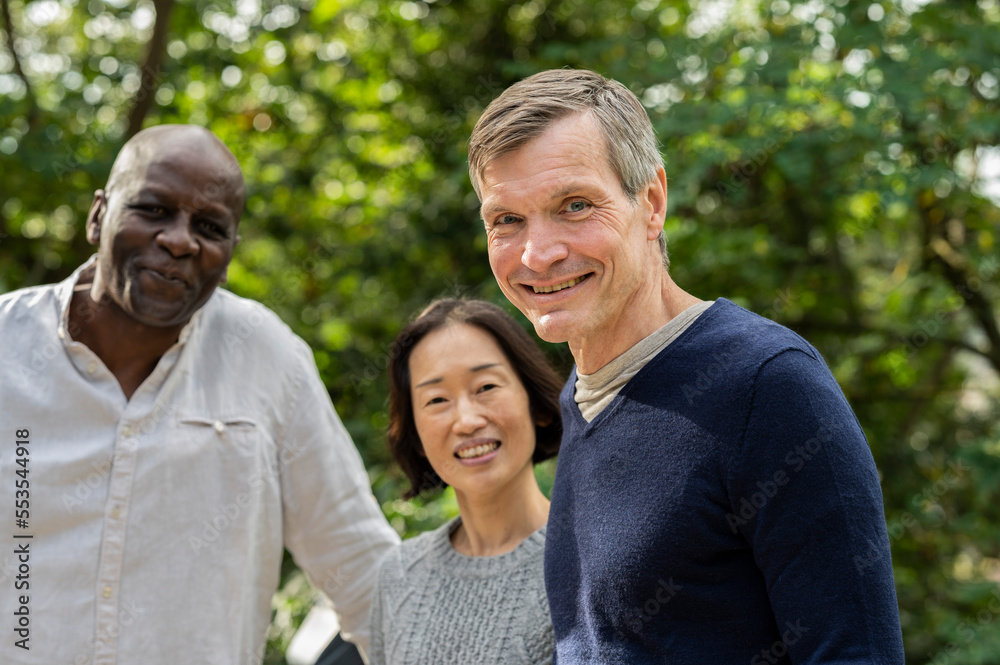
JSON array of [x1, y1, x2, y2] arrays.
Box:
[[918, 193, 1000, 374], [125, 0, 174, 139], [927, 238, 1000, 374], [1, 0, 37, 127]]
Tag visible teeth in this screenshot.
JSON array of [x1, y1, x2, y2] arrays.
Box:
[[533, 276, 585, 294], [456, 442, 499, 459]]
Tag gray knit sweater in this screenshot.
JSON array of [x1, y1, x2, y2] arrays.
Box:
[[368, 517, 553, 665]]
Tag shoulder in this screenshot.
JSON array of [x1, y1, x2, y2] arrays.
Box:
[[615, 299, 836, 423], [703, 301, 842, 399], [0, 282, 63, 354], [200, 288, 294, 338], [375, 542, 404, 588], [663, 299, 825, 388], [195, 288, 314, 367], [396, 518, 456, 567], [376, 519, 454, 594], [689, 299, 819, 360], [0, 281, 59, 319]]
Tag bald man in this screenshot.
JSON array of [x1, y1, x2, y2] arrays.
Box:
[[0, 126, 398, 664]]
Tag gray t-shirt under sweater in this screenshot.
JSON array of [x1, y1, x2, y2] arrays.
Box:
[[368, 517, 553, 665]]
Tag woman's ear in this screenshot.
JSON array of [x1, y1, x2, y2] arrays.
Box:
[[535, 413, 553, 427]]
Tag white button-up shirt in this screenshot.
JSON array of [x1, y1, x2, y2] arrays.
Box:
[[0, 259, 399, 664]]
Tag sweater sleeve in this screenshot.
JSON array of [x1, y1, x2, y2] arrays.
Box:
[[729, 348, 904, 664]]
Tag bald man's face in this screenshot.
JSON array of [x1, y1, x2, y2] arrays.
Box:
[[87, 129, 243, 328]]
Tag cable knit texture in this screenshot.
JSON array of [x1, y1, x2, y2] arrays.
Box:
[[369, 517, 553, 665]]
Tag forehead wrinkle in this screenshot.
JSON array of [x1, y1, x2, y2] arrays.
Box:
[[481, 168, 608, 219], [480, 117, 618, 219], [109, 125, 245, 205]]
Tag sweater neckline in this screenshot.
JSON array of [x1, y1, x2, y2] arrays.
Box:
[[567, 298, 734, 432], [428, 516, 547, 576]]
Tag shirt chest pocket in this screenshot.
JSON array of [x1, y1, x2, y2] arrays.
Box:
[[174, 415, 278, 480], [167, 415, 281, 534]]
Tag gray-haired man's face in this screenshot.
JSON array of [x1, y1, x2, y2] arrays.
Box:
[[479, 113, 665, 349]]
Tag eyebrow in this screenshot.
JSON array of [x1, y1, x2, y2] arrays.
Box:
[[414, 363, 501, 389], [480, 202, 509, 219]]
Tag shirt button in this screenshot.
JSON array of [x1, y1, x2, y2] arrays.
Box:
[[121, 426, 133, 438], [102, 586, 112, 599], [213, 421, 225, 434], [87, 361, 98, 375], [111, 506, 121, 519]]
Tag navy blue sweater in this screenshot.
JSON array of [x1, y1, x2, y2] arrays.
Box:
[[545, 299, 904, 664]]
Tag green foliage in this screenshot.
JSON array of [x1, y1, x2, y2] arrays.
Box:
[[3, 0, 999, 662]]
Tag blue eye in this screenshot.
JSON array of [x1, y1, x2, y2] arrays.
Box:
[[496, 214, 520, 226], [566, 200, 587, 213]]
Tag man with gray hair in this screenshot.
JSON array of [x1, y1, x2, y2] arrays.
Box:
[[470, 69, 904, 663], [0, 125, 398, 664]]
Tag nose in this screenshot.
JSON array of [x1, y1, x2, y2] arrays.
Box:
[[453, 395, 488, 434], [156, 212, 199, 257], [521, 218, 569, 273]]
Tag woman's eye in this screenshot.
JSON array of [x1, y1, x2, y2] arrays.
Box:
[[478, 383, 498, 393], [426, 396, 447, 406]]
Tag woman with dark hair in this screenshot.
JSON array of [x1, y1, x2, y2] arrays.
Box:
[[368, 299, 563, 665]]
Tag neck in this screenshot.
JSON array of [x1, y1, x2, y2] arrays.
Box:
[[68, 273, 187, 400], [451, 466, 550, 557], [571, 271, 701, 374]]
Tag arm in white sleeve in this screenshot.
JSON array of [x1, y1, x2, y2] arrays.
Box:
[[278, 340, 400, 659]]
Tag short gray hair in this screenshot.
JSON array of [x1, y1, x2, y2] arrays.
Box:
[[469, 68, 668, 268]]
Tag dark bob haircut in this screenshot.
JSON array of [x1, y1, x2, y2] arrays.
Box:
[[387, 299, 564, 499]]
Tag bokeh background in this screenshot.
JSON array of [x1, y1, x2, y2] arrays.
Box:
[[2, 0, 1000, 661]]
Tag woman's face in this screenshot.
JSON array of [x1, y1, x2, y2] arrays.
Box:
[[408, 322, 538, 499]]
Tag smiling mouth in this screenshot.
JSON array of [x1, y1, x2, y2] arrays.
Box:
[[455, 442, 500, 459], [143, 267, 187, 285], [531, 275, 589, 294]]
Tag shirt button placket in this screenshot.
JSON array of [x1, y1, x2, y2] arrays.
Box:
[[93, 423, 139, 665]]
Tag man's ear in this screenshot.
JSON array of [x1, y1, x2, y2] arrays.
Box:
[[219, 234, 241, 285], [643, 166, 668, 242], [86, 190, 107, 246]]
